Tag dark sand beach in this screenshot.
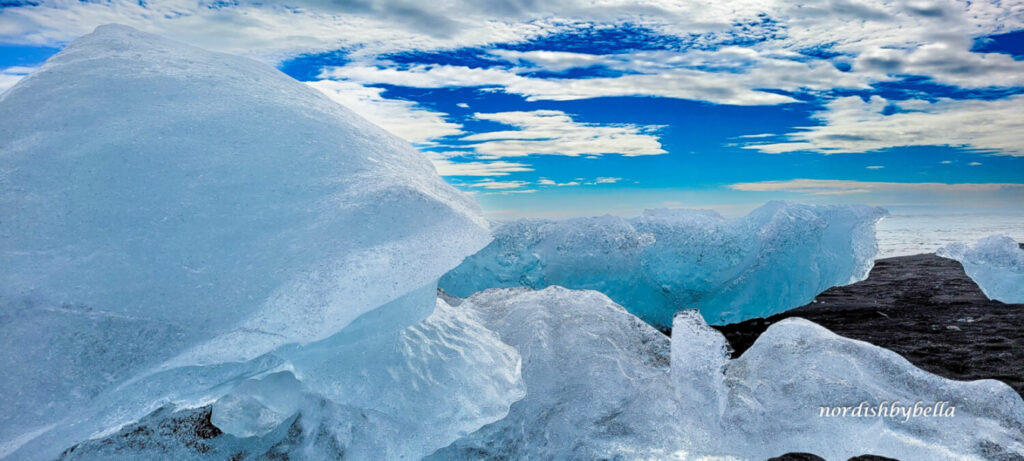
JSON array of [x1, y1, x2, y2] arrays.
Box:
[[714, 251, 1024, 397]]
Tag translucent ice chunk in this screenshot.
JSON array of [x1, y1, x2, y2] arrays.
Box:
[[210, 372, 303, 438], [938, 234, 1024, 303], [441, 201, 886, 326], [431, 287, 691, 460], [0, 24, 501, 459]]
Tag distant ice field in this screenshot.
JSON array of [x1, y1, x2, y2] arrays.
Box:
[[876, 213, 1024, 259]]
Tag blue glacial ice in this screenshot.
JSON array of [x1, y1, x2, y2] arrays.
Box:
[[0, 25, 522, 460], [938, 234, 1024, 304], [432, 288, 1024, 460], [441, 201, 887, 327]]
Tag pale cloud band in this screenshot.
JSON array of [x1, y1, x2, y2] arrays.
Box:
[[729, 179, 1024, 195], [463, 110, 665, 158], [744, 95, 1024, 157]]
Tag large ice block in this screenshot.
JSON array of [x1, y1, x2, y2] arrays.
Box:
[[441, 201, 887, 327], [0, 24, 515, 460]]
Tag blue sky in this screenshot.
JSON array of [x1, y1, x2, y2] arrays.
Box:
[[1, 1, 1022, 217]]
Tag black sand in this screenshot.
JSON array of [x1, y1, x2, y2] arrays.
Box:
[[713, 252, 1024, 397]]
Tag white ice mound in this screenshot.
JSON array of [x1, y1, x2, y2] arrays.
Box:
[[441, 201, 886, 327], [720, 317, 1024, 460], [938, 235, 1024, 303], [430, 287, 692, 460], [0, 24, 514, 460], [432, 288, 1024, 460]]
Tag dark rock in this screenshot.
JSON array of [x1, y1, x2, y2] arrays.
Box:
[[848, 455, 902, 461], [767, 453, 826, 461], [712, 253, 1024, 397]]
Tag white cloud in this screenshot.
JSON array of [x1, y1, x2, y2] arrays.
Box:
[[424, 152, 534, 176], [3, 0, 1022, 110], [969, 161, 983, 166], [537, 176, 623, 186], [866, 165, 885, 170], [0, 66, 35, 94], [744, 95, 1024, 156], [322, 46, 868, 106], [469, 179, 531, 189], [0, 0, 567, 59], [305, 79, 461, 144], [854, 42, 1024, 88], [461, 110, 665, 158], [729, 179, 1023, 195], [940, 160, 953, 164], [456, 102, 470, 108]]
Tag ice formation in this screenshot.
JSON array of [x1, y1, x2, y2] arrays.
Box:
[[938, 235, 1024, 303], [433, 288, 1024, 460], [0, 25, 522, 460], [46, 288, 1024, 460], [430, 287, 693, 459], [441, 201, 887, 327]]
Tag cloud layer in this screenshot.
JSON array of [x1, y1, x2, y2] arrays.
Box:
[[743, 95, 1024, 156]]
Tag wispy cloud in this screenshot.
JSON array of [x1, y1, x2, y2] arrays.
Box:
[[321, 46, 866, 106], [729, 179, 1024, 195], [0, 66, 35, 94], [307, 79, 462, 144], [461, 110, 665, 158], [469, 179, 531, 190], [425, 152, 534, 176], [743, 95, 1024, 157]]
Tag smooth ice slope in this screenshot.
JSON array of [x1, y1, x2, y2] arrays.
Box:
[[441, 201, 886, 326], [0, 25, 518, 460], [938, 235, 1024, 303], [432, 288, 1024, 460]]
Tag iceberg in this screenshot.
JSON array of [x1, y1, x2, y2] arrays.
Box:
[[0, 25, 521, 460], [938, 235, 1024, 304], [441, 201, 887, 327], [432, 288, 1024, 460]]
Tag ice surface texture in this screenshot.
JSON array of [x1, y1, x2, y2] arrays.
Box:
[[60, 298, 524, 460], [441, 201, 887, 327], [430, 287, 693, 459], [0, 25, 520, 459], [433, 288, 1024, 460], [938, 235, 1024, 303]]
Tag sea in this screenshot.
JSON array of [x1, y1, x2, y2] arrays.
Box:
[[875, 212, 1024, 259]]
